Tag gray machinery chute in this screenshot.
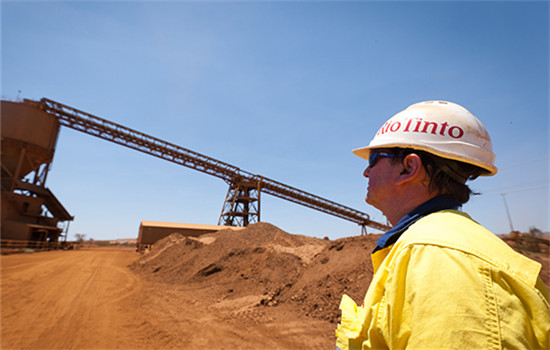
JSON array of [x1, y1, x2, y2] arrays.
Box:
[[6, 98, 391, 236]]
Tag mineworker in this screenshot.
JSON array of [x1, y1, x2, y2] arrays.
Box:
[[335, 101, 550, 349]]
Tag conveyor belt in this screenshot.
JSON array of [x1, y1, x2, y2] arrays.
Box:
[[39, 98, 390, 232]]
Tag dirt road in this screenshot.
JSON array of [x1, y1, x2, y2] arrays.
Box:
[[2, 248, 143, 349], [1, 247, 335, 349]]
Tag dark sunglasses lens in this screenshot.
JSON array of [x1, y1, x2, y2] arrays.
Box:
[[369, 153, 380, 167]]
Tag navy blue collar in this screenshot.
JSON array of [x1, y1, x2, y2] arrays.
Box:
[[372, 195, 461, 253]]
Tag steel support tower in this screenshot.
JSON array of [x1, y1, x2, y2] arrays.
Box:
[[37, 98, 390, 233]]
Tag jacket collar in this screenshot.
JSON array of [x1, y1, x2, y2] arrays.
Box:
[[373, 195, 461, 253]]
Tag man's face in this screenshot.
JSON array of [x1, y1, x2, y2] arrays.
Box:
[[362, 149, 402, 211]]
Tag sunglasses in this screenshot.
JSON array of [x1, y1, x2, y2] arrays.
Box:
[[368, 152, 401, 168]]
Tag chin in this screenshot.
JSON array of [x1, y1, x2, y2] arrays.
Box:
[[366, 195, 381, 211], [365, 195, 374, 206]]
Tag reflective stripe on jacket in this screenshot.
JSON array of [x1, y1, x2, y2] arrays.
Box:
[[335, 210, 550, 350]]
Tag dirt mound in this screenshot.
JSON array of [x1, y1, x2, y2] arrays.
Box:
[[129, 222, 380, 322], [275, 235, 378, 322], [129, 222, 550, 325]]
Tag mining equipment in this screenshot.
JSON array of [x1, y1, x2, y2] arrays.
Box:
[[1, 97, 390, 245], [1, 100, 74, 247]]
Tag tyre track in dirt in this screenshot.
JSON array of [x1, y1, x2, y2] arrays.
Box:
[[1, 248, 144, 349], [1, 246, 336, 349]]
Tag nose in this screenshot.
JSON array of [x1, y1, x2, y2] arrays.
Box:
[[363, 165, 371, 178]]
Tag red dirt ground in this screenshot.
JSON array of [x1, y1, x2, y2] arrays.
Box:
[[2, 222, 548, 349]]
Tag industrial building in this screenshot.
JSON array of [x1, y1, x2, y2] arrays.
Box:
[[1, 100, 73, 246], [137, 221, 242, 251], [2, 97, 389, 252]]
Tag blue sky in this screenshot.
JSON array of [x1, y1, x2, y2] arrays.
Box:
[[2, 1, 548, 240]]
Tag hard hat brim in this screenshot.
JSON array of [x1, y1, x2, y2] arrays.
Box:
[[352, 143, 497, 176]]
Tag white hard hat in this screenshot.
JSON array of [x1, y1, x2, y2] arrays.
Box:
[[353, 101, 497, 176]]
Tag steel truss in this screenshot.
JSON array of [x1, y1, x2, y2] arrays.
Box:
[[38, 98, 390, 232]]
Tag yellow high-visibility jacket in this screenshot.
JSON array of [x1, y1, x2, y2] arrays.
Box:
[[335, 210, 550, 350]]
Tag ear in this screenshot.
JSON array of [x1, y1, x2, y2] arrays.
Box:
[[396, 153, 424, 185]]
